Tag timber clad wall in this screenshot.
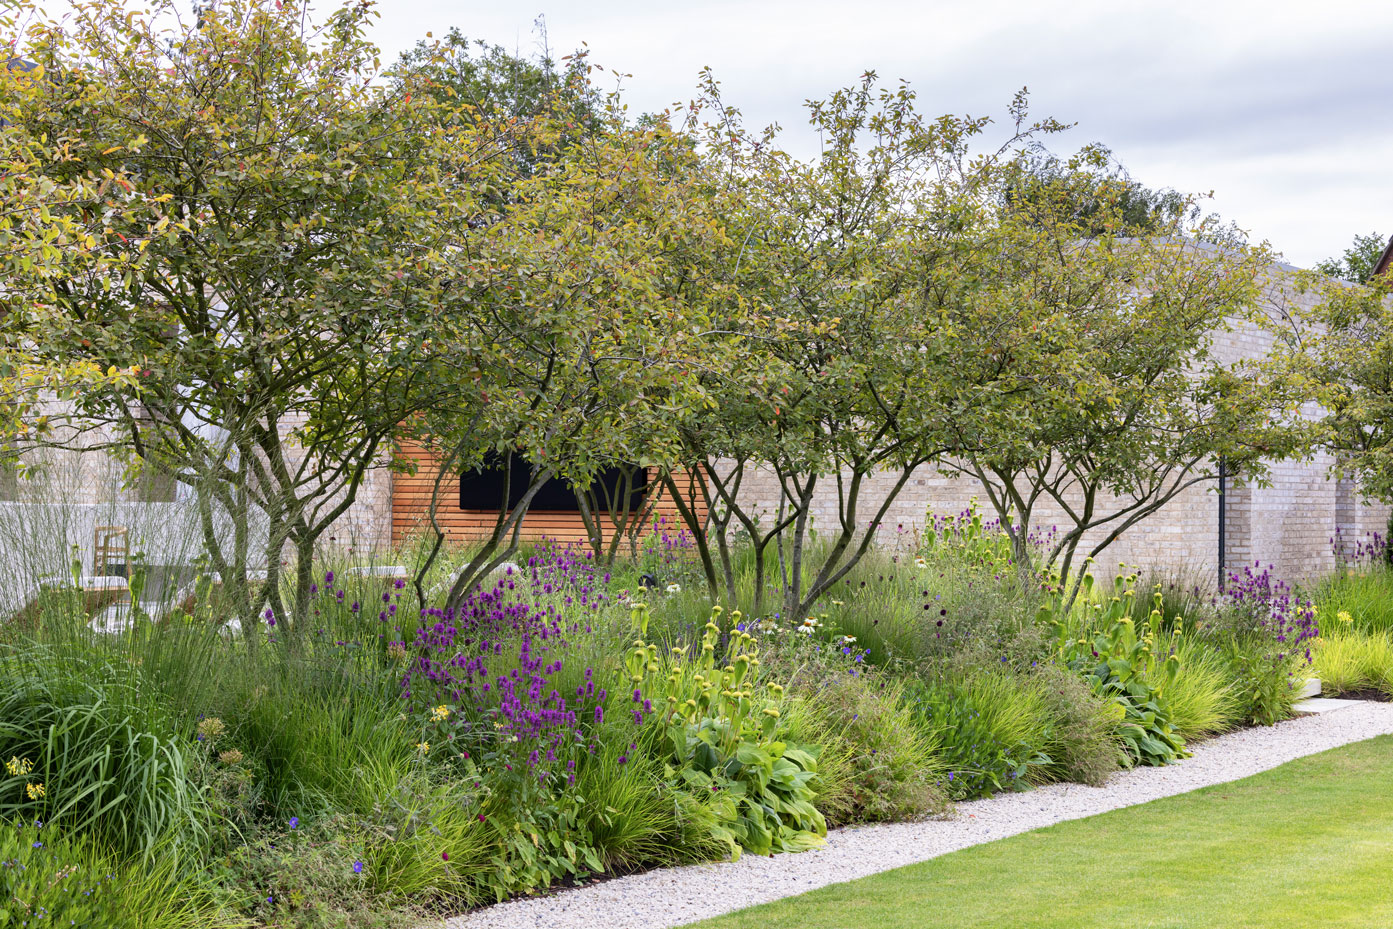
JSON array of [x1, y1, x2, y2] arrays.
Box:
[[390, 441, 707, 546]]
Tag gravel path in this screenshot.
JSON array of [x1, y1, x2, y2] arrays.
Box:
[[439, 701, 1393, 929]]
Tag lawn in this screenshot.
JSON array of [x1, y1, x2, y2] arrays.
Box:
[[694, 735, 1393, 929]]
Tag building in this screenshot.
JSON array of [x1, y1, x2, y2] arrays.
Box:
[[3, 259, 1386, 600]]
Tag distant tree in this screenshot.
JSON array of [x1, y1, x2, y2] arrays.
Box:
[[1315, 231, 1388, 285], [1007, 148, 1199, 235], [394, 25, 603, 178]]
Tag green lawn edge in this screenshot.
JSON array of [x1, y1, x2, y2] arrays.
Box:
[[693, 734, 1393, 929]]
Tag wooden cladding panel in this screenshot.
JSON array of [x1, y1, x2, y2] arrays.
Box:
[[390, 442, 707, 546]]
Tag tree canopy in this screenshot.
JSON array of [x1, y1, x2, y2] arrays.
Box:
[[1315, 231, 1389, 285]]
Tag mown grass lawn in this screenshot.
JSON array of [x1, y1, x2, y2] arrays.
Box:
[[694, 734, 1393, 929]]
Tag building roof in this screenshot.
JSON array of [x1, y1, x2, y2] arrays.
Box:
[[1376, 234, 1393, 280]]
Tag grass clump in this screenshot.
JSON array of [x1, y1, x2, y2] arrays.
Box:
[[1313, 625, 1393, 697]]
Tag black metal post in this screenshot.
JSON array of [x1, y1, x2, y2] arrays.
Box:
[[1217, 456, 1227, 591]]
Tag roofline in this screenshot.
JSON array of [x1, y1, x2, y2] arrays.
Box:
[[1377, 234, 1393, 280]]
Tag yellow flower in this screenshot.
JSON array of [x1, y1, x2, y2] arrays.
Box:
[[5, 756, 33, 777], [416, 741, 430, 755], [26, 782, 44, 800], [1338, 611, 1354, 625], [430, 705, 451, 722]]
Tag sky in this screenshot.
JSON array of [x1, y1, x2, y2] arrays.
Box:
[[362, 0, 1393, 270], [26, 0, 1393, 268]]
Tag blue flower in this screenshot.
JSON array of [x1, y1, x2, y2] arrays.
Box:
[[353, 861, 363, 874], [288, 817, 299, 830]]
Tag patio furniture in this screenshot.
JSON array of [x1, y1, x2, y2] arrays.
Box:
[[93, 525, 129, 577]]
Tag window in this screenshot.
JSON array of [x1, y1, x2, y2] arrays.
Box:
[[458, 455, 647, 511]]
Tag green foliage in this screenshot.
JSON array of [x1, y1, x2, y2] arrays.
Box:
[[1005, 150, 1201, 236], [212, 816, 417, 929], [0, 647, 210, 861], [1295, 269, 1393, 518], [1313, 568, 1393, 634], [827, 535, 1046, 670], [1162, 635, 1244, 740], [906, 674, 1059, 800], [905, 665, 1122, 801], [779, 669, 946, 827], [954, 145, 1308, 602], [1028, 664, 1127, 786], [1313, 626, 1393, 698], [0, 820, 239, 929], [1314, 231, 1388, 285], [627, 606, 827, 859], [1215, 634, 1298, 727], [1052, 577, 1188, 766]]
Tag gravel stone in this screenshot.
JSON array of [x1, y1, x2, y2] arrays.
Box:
[[436, 701, 1393, 929]]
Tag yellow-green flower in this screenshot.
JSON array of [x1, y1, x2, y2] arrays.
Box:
[[219, 749, 244, 765], [197, 717, 226, 743], [430, 705, 451, 722], [416, 741, 430, 755], [5, 756, 33, 777], [1338, 610, 1354, 625]]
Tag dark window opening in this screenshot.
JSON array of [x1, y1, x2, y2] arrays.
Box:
[[459, 455, 647, 512]]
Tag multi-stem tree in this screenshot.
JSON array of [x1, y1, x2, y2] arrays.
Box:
[[0, 52, 145, 463], [2, 0, 522, 627], [669, 75, 1069, 621], [409, 95, 728, 610], [1293, 269, 1393, 562], [946, 152, 1309, 604]]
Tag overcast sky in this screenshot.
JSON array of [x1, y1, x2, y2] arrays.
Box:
[[28, 0, 1393, 267], [353, 0, 1392, 269]]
